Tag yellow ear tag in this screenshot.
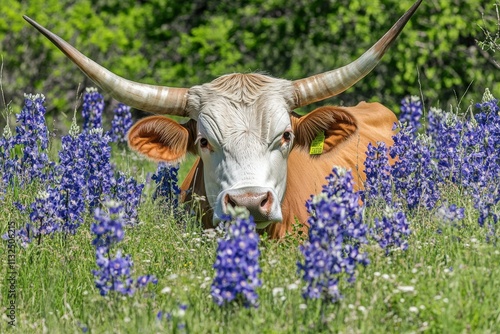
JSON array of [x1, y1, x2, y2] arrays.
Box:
[[309, 131, 325, 155]]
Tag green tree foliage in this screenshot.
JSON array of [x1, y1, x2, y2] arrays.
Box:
[[476, 3, 500, 69], [1, 0, 498, 116]]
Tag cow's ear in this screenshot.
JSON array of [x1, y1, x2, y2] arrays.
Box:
[[128, 116, 197, 162], [292, 106, 358, 154]]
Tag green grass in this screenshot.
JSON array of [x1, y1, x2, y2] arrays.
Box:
[[1, 149, 500, 333]]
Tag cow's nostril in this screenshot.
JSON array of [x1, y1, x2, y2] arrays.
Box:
[[225, 194, 237, 209], [259, 191, 273, 213], [260, 192, 270, 208]]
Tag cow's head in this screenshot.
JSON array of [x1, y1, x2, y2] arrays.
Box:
[[23, 0, 421, 228]]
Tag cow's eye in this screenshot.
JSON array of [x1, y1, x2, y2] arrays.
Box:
[[282, 131, 292, 142], [200, 138, 209, 148]]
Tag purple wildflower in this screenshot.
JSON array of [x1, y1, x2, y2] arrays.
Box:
[[422, 89, 499, 235], [6, 99, 145, 245], [91, 201, 157, 296], [211, 207, 262, 308], [475, 88, 499, 114], [435, 204, 465, 223], [82, 88, 104, 131], [363, 141, 393, 206], [156, 304, 187, 332], [371, 209, 411, 255], [461, 90, 500, 234], [0, 133, 17, 187], [136, 275, 158, 288], [108, 103, 133, 144], [399, 95, 423, 134], [18, 125, 113, 240], [1, 223, 34, 248], [0, 94, 53, 186], [57, 128, 114, 209], [93, 247, 135, 296], [152, 162, 181, 206], [390, 125, 440, 210], [426, 107, 464, 183], [298, 167, 369, 303], [156, 311, 172, 321], [28, 189, 63, 236], [91, 201, 125, 249], [107, 171, 144, 225]]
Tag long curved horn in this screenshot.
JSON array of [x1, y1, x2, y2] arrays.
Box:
[[23, 16, 189, 116], [292, 0, 423, 109]]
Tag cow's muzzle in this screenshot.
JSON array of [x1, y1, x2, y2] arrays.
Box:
[[216, 187, 282, 229]]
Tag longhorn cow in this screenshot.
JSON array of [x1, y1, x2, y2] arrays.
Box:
[[24, 0, 422, 239]]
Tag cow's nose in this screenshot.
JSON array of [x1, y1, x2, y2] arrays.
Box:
[[223, 190, 274, 221]]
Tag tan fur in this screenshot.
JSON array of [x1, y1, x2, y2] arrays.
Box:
[[128, 116, 196, 162], [294, 107, 358, 153], [181, 101, 397, 239]]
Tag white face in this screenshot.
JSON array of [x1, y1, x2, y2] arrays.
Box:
[[187, 75, 295, 227]]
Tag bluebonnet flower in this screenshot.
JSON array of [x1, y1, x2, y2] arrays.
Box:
[[426, 107, 465, 183], [82, 88, 104, 131], [93, 247, 135, 296], [84, 129, 114, 208], [78, 322, 89, 333], [363, 141, 393, 206], [399, 95, 423, 134], [28, 189, 63, 236], [370, 208, 411, 255], [298, 167, 369, 303], [460, 90, 500, 234], [91, 201, 125, 249], [108, 103, 133, 144], [53, 128, 112, 232], [107, 171, 144, 225], [58, 127, 114, 208], [1, 223, 34, 248], [0, 94, 53, 186], [419, 89, 499, 236], [157, 311, 173, 321], [9, 175, 85, 242], [21, 122, 112, 238], [435, 204, 465, 223], [91, 201, 157, 296], [157, 304, 188, 332], [13, 202, 26, 212], [0, 133, 17, 186], [475, 88, 499, 114], [152, 162, 181, 206], [136, 275, 158, 288], [211, 207, 262, 308], [390, 125, 440, 210], [6, 94, 147, 245]]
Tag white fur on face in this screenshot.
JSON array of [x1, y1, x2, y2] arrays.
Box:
[[186, 74, 296, 222]]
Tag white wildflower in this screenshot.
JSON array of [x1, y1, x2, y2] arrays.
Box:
[[397, 286, 415, 293], [272, 287, 284, 297]]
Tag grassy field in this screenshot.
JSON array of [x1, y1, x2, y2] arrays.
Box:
[[0, 147, 499, 333], [0, 90, 499, 333]]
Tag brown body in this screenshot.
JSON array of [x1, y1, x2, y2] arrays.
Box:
[[181, 102, 397, 238]]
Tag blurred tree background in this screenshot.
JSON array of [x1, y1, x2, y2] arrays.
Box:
[[0, 0, 499, 124]]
